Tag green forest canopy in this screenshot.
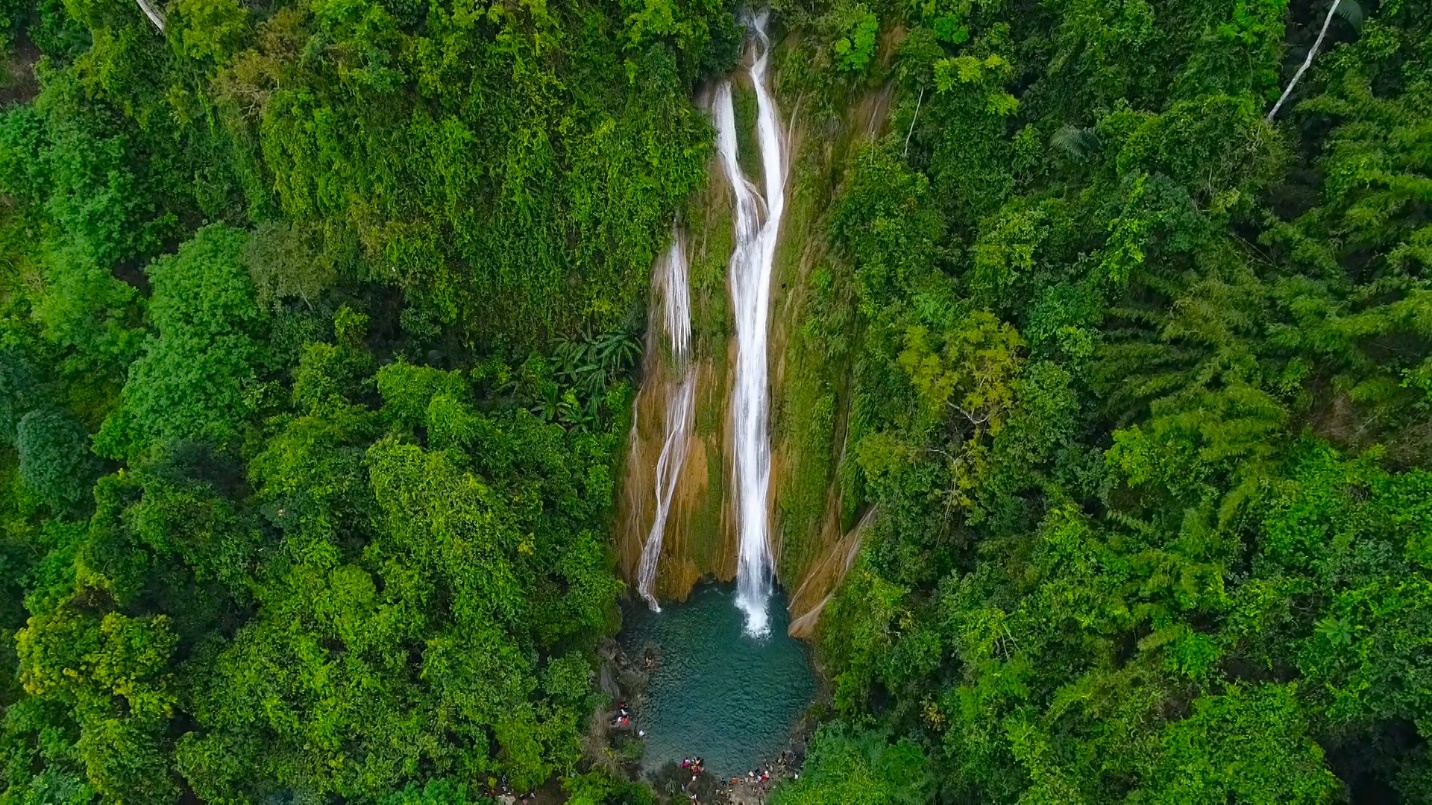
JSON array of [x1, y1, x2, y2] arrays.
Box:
[[0, 0, 1428, 802]]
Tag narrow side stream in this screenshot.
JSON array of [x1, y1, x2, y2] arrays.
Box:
[[636, 231, 694, 611], [619, 584, 816, 779]]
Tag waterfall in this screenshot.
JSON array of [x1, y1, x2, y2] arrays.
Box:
[[712, 11, 787, 637], [637, 233, 696, 611]]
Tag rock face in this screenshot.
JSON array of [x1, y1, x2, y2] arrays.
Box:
[[616, 149, 737, 603], [615, 24, 898, 639]]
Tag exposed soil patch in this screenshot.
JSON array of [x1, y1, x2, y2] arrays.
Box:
[[0, 39, 41, 107]]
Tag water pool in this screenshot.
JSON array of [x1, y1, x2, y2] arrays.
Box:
[[618, 583, 817, 779]]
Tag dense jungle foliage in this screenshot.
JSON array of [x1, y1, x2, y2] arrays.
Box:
[[0, 0, 737, 801], [770, 0, 1432, 802], [0, 0, 1429, 802]]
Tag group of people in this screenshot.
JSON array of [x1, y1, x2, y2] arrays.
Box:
[[611, 701, 630, 728], [612, 701, 650, 740], [679, 757, 706, 802], [493, 774, 534, 804], [728, 759, 795, 802]]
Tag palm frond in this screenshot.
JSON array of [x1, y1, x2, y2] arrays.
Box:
[[1051, 125, 1102, 161]]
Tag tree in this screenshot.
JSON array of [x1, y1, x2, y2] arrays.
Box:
[[1137, 684, 1339, 803], [15, 606, 181, 803], [770, 726, 933, 805], [0, 347, 42, 444], [95, 225, 268, 459], [15, 408, 97, 512]]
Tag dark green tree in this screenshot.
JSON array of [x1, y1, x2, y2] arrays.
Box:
[[15, 407, 97, 511]]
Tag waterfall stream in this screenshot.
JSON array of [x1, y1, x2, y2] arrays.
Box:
[[714, 11, 786, 637], [636, 233, 695, 611]]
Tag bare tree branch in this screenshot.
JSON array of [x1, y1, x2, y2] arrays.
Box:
[[904, 86, 925, 158], [135, 0, 165, 32], [951, 401, 992, 427], [1267, 0, 1342, 121]]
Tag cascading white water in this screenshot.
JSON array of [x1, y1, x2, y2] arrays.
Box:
[[712, 11, 787, 637], [637, 233, 696, 611]]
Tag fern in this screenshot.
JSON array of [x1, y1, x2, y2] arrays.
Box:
[[1050, 125, 1102, 161], [1333, 0, 1364, 32]]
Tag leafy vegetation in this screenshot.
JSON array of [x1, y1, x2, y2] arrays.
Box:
[[1, 0, 1430, 802], [0, 0, 735, 801], [766, 0, 1432, 801]]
